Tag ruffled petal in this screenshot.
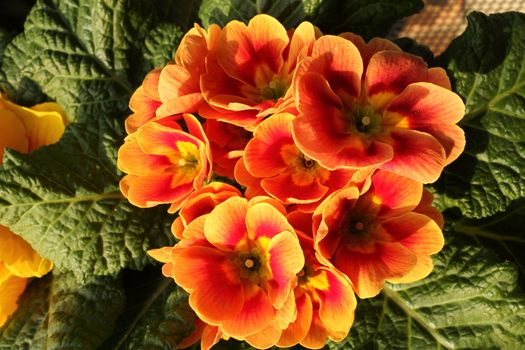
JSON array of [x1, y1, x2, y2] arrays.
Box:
[[171, 246, 243, 324]]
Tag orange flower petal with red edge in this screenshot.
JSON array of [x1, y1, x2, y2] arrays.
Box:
[[334, 242, 417, 298], [307, 35, 363, 105], [266, 230, 305, 308], [380, 128, 446, 183], [415, 189, 444, 229], [135, 121, 201, 156], [365, 50, 428, 109], [284, 21, 318, 76], [261, 173, 328, 205], [277, 291, 313, 347], [245, 202, 294, 241], [339, 33, 401, 70], [381, 212, 444, 256], [217, 15, 288, 86], [220, 283, 275, 338], [125, 174, 194, 208], [117, 138, 172, 176], [171, 245, 243, 325], [179, 182, 241, 226], [294, 72, 347, 155], [234, 158, 266, 199], [317, 267, 356, 333], [355, 170, 423, 218], [244, 113, 293, 178], [385, 82, 465, 164], [204, 197, 249, 251]]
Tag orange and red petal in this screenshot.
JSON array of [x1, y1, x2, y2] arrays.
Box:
[[156, 93, 204, 118], [379, 128, 446, 183], [365, 51, 428, 109], [158, 64, 199, 104], [147, 246, 173, 264], [388, 255, 435, 284], [308, 35, 363, 105], [319, 138, 394, 170], [294, 72, 348, 155], [125, 174, 194, 207], [246, 202, 294, 241], [204, 197, 249, 251], [220, 283, 276, 338], [385, 82, 465, 127], [415, 189, 444, 229], [426, 67, 452, 89], [285, 21, 318, 74], [262, 173, 328, 205], [234, 158, 266, 199], [317, 268, 356, 333], [244, 113, 294, 177], [171, 246, 243, 324], [117, 139, 171, 176], [267, 230, 305, 308], [334, 242, 417, 298], [136, 121, 201, 156], [380, 212, 444, 256], [300, 311, 333, 349], [217, 15, 288, 86], [356, 170, 423, 218], [277, 291, 312, 347]]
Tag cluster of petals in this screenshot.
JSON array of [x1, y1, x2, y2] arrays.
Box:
[[0, 93, 66, 326], [122, 13, 465, 350]]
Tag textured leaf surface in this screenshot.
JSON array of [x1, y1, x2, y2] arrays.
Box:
[[1, 0, 185, 120], [198, 0, 422, 38], [0, 273, 125, 350], [199, 0, 323, 28], [432, 12, 525, 218], [329, 227, 525, 349], [0, 115, 172, 282]]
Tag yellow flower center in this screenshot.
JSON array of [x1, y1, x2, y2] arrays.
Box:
[[344, 104, 382, 135], [260, 76, 288, 101]]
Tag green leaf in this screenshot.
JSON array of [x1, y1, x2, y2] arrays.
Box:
[[329, 227, 525, 349], [313, 0, 423, 39], [0, 115, 173, 282], [432, 12, 525, 218], [101, 267, 197, 350], [1, 0, 187, 120], [198, 0, 324, 28], [0, 272, 125, 350]]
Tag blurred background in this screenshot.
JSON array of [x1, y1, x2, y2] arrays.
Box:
[[1, 0, 525, 54]]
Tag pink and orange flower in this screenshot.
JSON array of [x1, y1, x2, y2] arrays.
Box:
[[313, 170, 444, 298], [292, 35, 465, 183], [150, 196, 304, 344], [277, 211, 356, 348], [243, 113, 372, 212], [118, 114, 212, 212], [199, 15, 318, 129], [204, 120, 252, 178]]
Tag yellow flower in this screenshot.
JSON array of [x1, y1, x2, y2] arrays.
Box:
[[0, 93, 67, 163], [0, 93, 67, 326]]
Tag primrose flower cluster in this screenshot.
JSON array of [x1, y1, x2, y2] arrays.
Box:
[[117, 14, 465, 349]]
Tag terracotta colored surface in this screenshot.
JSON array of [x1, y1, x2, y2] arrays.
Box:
[[390, 0, 525, 54]]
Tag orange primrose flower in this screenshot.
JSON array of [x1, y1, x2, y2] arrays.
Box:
[[125, 68, 162, 134], [155, 23, 222, 119], [276, 211, 356, 349], [292, 35, 465, 183], [151, 196, 305, 343], [243, 113, 373, 212], [118, 114, 212, 213], [204, 119, 252, 178], [199, 14, 318, 129], [313, 170, 444, 298]]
